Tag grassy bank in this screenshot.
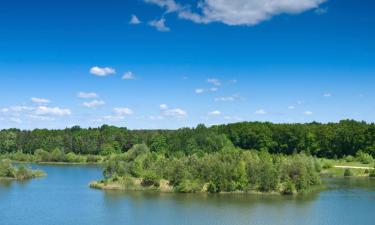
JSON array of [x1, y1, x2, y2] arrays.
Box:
[[320, 158, 375, 178]]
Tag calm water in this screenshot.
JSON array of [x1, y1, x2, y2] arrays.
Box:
[[1, 164, 374, 225]]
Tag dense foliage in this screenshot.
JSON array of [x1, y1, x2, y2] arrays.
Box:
[[0, 159, 45, 180], [101, 144, 321, 194], [1, 120, 375, 159]]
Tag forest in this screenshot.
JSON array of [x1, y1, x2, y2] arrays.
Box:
[[0, 120, 374, 159]]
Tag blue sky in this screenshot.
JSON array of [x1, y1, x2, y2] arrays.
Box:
[[0, 0, 374, 129]]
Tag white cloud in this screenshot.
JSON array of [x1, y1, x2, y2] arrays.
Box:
[[130, 14, 141, 24], [149, 115, 164, 120], [82, 100, 105, 108], [122, 71, 136, 80], [207, 78, 221, 86], [158, 104, 187, 119], [163, 108, 187, 118], [214, 94, 241, 102], [77, 92, 98, 99], [90, 66, 116, 76], [288, 105, 295, 110], [323, 93, 332, 97], [159, 104, 168, 110], [114, 107, 134, 115], [304, 111, 313, 116], [1, 106, 33, 115], [31, 97, 50, 104], [149, 18, 170, 32], [35, 106, 71, 116], [195, 88, 205, 94], [104, 107, 133, 121], [144, 0, 182, 13], [208, 110, 221, 116], [146, 0, 326, 26], [255, 109, 267, 115], [195, 87, 218, 94]]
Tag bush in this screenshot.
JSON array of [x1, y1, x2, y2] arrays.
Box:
[[344, 168, 353, 177], [174, 179, 202, 193], [356, 151, 373, 164], [281, 179, 296, 195], [321, 159, 334, 169], [0, 159, 16, 178], [141, 171, 160, 187], [345, 155, 355, 162], [207, 181, 219, 193]]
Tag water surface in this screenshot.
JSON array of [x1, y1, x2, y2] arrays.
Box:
[[1, 164, 374, 225]]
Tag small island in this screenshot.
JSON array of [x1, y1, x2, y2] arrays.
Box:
[[90, 144, 322, 195], [0, 159, 46, 180]]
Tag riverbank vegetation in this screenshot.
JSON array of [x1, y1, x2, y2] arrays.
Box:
[[0, 159, 45, 180], [0, 149, 103, 164]]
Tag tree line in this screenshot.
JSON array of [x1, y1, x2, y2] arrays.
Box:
[[0, 120, 374, 158]]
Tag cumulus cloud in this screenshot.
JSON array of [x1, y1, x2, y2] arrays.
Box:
[[31, 97, 50, 104], [82, 100, 105, 108], [207, 78, 221, 86], [149, 115, 164, 120], [145, 0, 182, 13], [122, 71, 136, 80], [163, 108, 187, 118], [149, 18, 170, 32], [104, 107, 133, 121], [159, 104, 168, 110], [130, 14, 141, 24], [77, 92, 98, 99], [146, 0, 326, 26], [195, 88, 205, 94], [214, 94, 241, 102], [35, 106, 71, 116], [195, 87, 218, 94], [159, 104, 187, 118], [90, 66, 116, 76], [255, 109, 267, 115], [208, 110, 221, 116], [323, 93, 332, 97], [304, 111, 313, 116], [114, 107, 134, 115]]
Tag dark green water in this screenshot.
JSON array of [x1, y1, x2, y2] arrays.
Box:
[[1, 164, 374, 225]]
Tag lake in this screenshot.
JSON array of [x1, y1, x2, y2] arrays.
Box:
[[1, 164, 374, 225]]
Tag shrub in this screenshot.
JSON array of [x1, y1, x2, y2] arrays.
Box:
[[321, 159, 334, 169], [345, 155, 355, 162], [344, 168, 353, 177], [281, 179, 296, 195], [141, 171, 160, 187], [356, 151, 373, 164], [174, 179, 202, 193]]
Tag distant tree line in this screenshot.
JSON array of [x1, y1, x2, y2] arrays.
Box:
[[0, 120, 375, 158]]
